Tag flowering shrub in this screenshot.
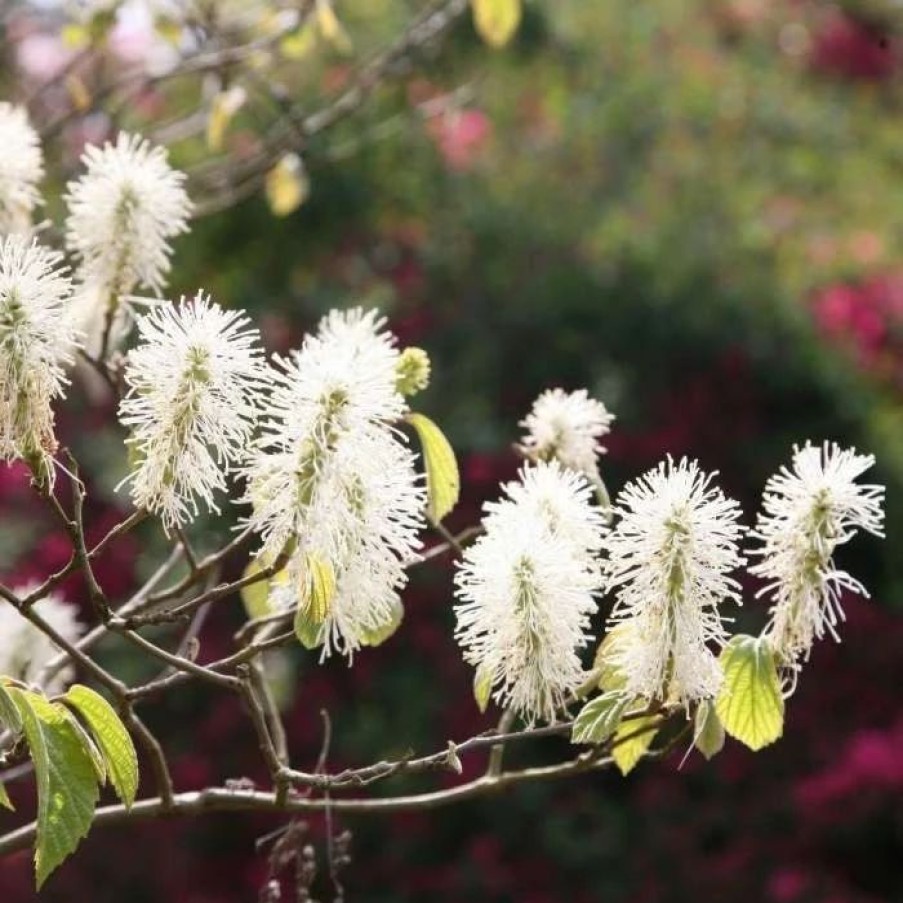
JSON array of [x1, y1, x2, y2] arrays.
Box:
[[0, 2, 899, 900], [0, 94, 888, 896]]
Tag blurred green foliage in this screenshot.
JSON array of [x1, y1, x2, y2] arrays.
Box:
[[171, 0, 903, 597]]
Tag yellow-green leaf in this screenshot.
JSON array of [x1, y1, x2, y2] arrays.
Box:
[[61, 23, 90, 49], [293, 607, 322, 649], [0, 780, 13, 811], [715, 635, 784, 751], [65, 75, 91, 113], [280, 23, 318, 60], [471, 0, 521, 48], [0, 681, 22, 734], [359, 597, 404, 647], [612, 709, 658, 776], [571, 691, 630, 745], [316, 0, 353, 53], [206, 86, 246, 151], [298, 554, 335, 624], [593, 622, 633, 692], [405, 413, 460, 522], [293, 555, 335, 649], [154, 16, 183, 44], [473, 664, 493, 714], [63, 686, 139, 809], [9, 689, 99, 889], [240, 559, 273, 620], [66, 715, 106, 785], [694, 700, 725, 760], [265, 153, 310, 217]]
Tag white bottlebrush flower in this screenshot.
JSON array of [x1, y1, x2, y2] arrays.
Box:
[[0, 103, 44, 235], [118, 292, 266, 531], [519, 388, 615, 476], [246, 307, 407, 561], [604, 457, 745, 706], [247, 308, 426, 657], [64, 132, 191, 352], [485, 460, 607, 559], [454, 464, 605, 723], [0, 591, 83, 694], [751, 441, 885, 664], [0, 237, 78, 479], [268, 427, 425, 658]]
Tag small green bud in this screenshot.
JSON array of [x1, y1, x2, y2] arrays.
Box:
[[395, 347, 431, 397]]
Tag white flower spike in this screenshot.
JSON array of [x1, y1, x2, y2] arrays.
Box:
[[604, 457, 745, 707], [247, 308, 426, 658], [0, 103, 44, 235], [0, 236, 78, 481], [454, 463, 605, 724], [246, 308, 409, 561], [64, 132, 191, 353], [751, 441, 884, 664], [0, 590, 83, 694], [519, 388, 615, 476], [119, 292, 266, 531], [485, 460, 607, 560]]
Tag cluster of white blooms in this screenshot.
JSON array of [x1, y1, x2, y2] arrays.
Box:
[[247, 309, 425, 657], [519, 388, 615, 477], [64, 133, 191, 354], [118, 293, 266, 531], [0, 237, 79, 481], [0, 591, 84, 695], [454, 462, 606, 723], [603, 457, 745, 707], [0, 104, 44, 235], [750, 442, 885, 664]]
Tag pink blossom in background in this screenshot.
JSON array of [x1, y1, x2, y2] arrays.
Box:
[[813, 283, 887, 363], [767, 867, 810, 902], [62, 113, 113, 162], [795, 718, 903, 812], [811, 273, 903, 388], [428, 109, 492, 171], [16, 33, 75, 82], [811, 12, 897, 81], [109, 14, 157, 66]]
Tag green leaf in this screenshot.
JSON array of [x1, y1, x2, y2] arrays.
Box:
[[265, 153, 310, 217], [715, 635, 784, 751], [473, 664, 493, 714], [299, 554, 335, 625], [359, 597, 404, 647], [0, 681, 22, 734], [593, 623, 633, 692], [293, 554, 335, 650], [471, 0, 522, 48], [240, 559, 273, 620], [9, 688, 99, 888], [66, 715, 106, 786], [571, 691, 630, 745], [0, 780, 13, 811], [405, 413, 460, 522], [206, 86, 246, 151], [694, 700, 725, 760], [63, 686, 139, 809], [612, 706, 658, 775], [293, 608, 322, 650]]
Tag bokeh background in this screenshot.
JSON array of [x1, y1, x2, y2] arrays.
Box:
[[1, 0, 903, 900]]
